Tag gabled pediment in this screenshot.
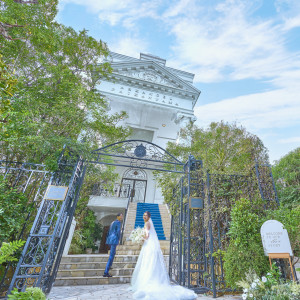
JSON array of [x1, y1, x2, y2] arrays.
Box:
[[117, 68, 179, 89], [110, 61, 200, 97]]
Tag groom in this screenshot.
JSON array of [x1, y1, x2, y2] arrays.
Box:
[[103, 213, 123, 277]]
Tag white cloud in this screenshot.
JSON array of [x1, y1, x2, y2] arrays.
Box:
[[165, 0, 300, 83], [60, 0, 161, 28], [109, 36, 148, 58], [278, 137, 300, 144], [61, 0, 134, 12], [194, 87, 300, 131]]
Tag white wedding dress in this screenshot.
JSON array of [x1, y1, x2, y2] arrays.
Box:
[[130, 218, 197, 300]]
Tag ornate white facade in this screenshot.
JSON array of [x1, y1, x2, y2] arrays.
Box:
[[88, 52, 201, 226]]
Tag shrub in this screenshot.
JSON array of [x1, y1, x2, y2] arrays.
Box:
[[272, 147, 300, 208], [224, 198, 269, 288], [0, 240, 25, 264], [224, 197, 300, 288], [0, 177, 33, 243], [8, 287, 46, 300]]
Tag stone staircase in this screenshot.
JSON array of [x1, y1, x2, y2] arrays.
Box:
[[55, 203, 171, 286]]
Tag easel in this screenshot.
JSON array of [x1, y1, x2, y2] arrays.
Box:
[[268, 253, 296, 281]]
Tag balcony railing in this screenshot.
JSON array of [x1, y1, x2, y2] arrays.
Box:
[[92, 183, 131, 198]]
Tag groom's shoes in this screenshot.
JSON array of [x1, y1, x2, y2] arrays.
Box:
[[103, 273, 112, 277]]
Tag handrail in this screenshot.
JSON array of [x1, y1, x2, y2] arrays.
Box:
[[92, 183, 131, 198], [119, 187, 132, 245]]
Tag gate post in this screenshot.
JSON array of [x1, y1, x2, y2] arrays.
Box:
[[206, 172, 216, 298]]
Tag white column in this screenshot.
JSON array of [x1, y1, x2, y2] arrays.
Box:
[[63, 218, 76, 256], [175, 113, 197, 146]]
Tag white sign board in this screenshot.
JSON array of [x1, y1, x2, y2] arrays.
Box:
[[260, 220, 293, 256]]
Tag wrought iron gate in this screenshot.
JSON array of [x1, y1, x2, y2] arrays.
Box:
[[1, 140, 280, 298], [1, 140, 185, 297], [6, 151, 86, 296], [169, 155, 207, 293], [169, 157, 279, 298]]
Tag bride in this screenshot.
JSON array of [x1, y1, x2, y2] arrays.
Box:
[[130, 211, 197, 300]]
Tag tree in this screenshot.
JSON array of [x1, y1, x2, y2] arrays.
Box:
[[0, 55, 17, 123], [0, 0, 57, 42], [0, 1, 129, 167], [272, 147, 300, 208], [156, 121, 269, 207], [170, 121, 268, 173]]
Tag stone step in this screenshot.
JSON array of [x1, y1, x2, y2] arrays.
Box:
[[117, 244, 169, 251], [117, 244, 142, 251], [57, 268, 134, 277], [124, 240, 170, 247], [54, 276, 131, 286], [115, 249, 169, 255], [60, 255, 139, 264], [59, 261, 136, 270], [123, 240, 170, 247]]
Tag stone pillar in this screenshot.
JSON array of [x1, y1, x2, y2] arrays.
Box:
[[174, 113, 197, 146], [63, 217, 76, 256]]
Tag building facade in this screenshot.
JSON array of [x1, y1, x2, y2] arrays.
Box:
[[87, 52, 201, 229]]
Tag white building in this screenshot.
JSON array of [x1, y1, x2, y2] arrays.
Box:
[[87, 52, 201, 241]]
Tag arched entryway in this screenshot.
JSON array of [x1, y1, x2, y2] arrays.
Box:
[[121, 168, 147, 202], [6, 140, 185, 295]]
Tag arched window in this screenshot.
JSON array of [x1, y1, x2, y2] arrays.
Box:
[[121, 168, 147, 203]]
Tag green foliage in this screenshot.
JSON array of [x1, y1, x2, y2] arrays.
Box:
[[224, 241, 269, 289], [8, 287, 46, 300], [0, 240, 25, 264], [156, 121, 269, 208], [237, 267, 300, 300], [0, 0, 57, 42], [224, 197, 300, 288], [168, 121, 268, 173], [0, 177, 33, 243], [80, 210, 103, 250], [69, 208, 103, 253], [224, 198, 269, 288], [0, 55, 17, 124], [1, 1, 129, 167], [69, 166, 115, 253], [272, 147, 300, 208]]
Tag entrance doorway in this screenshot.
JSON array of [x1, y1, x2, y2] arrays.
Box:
[[121, 168, 147, 202]]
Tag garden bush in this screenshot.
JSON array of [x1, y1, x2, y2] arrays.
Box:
[[0, 177, 33, 243], [224, 198, 269, 288], [8, 287, 46, 300], [224, 197, 300, 288]]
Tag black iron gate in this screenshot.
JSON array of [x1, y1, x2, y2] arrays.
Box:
[[169, 155, 207, 293], [1, 140, 185, 297], [169, 156, 279, 297], [6, 150, 86, 296], [1, 140, 280, 298]]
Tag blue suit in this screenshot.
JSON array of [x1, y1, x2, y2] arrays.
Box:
[[104, 220, 121, 275]]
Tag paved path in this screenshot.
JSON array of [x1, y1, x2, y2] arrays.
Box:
[[49, 284, 241, 300]]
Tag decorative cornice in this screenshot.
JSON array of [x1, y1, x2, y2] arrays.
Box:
[[117, 69, 179, 89], [111, 61, 200, 93], [106, 73, 198, 101], [101, 62, 200, 102]]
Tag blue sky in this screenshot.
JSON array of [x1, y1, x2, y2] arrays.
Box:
[[57, 0, 300, 163]]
